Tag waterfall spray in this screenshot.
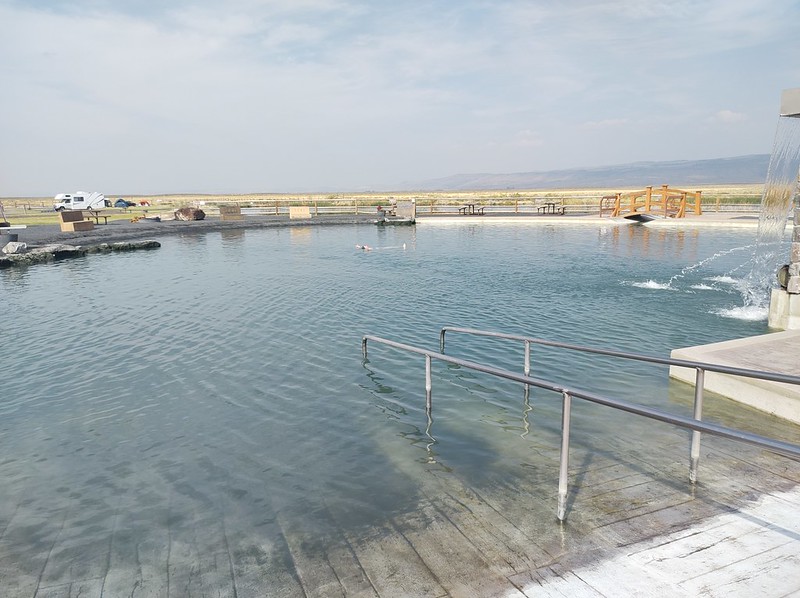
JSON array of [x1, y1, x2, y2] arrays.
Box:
[[742, 91, 800, 311]]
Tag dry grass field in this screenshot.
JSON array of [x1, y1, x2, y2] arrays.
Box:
[[1, 184, 764, 226]]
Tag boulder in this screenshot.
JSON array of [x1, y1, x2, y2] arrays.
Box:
[[85, 240, 160, 253], [174, 207, 206, 221], [33, 244, 87, 259], [2, 241, 27, 254], [110, 240, 162, 252]]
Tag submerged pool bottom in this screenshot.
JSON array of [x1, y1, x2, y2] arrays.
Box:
[[0, 222, 795, 595]]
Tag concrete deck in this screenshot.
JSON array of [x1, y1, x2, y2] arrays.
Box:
[[524, 486, 800, 597], [415, 210, 762, 228], [670, 330, 800, 424]]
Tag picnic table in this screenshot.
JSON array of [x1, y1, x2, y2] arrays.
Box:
[[537, 202, 565, 215], [86, 210, 114, 224], [459, 204, 485, 215]]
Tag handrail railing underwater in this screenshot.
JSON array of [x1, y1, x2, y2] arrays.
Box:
[[440, 326, 800, 482], [361, 331, 800, 522]]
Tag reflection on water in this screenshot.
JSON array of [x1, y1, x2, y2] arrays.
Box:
[[288, 226, 312, 244], [521, 386, 532, 438], [605, 222, 700, 260], [220, 228, 246, 244], [0, 222, 794, 593], [424, 411, 437, 464]]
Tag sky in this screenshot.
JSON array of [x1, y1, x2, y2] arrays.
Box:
[[1, 0, 798, 196]]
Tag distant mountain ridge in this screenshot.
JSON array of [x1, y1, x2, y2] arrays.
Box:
[[401, 154, 770, 191]]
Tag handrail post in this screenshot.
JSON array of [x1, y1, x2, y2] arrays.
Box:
[[557, 391, 572, 521], [524, 340, 531, 377], [690, 368, 705, 483], [425, 354, 433, 413], [439, 328, 447, 352], [362, 336, 368, 358]]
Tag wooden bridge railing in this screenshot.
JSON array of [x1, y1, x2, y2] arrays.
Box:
[[602, 185, 702, 218]]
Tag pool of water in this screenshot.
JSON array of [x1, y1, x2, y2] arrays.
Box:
[[0, 221, 793, 592]]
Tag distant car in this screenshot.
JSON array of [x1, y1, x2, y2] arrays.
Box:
[[114, 199, 136, 208]]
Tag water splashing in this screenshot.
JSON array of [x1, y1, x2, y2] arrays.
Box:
[[742, 117, 800, 309], [668, 245, 755, 288], [628, 245, 755, 292]]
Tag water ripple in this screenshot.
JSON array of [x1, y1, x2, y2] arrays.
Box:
[[0, 223, 786, 590]]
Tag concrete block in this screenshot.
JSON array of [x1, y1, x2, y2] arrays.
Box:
[[781, 88, 800, 117], [219, 204, 243, 221], [60, 220, 94, 232], [788, 276, 800, 294], [670, 328, 800, 423], [58, 210, 85, 223], [289, 206, 312, 219], [769, 288, 800, 329]]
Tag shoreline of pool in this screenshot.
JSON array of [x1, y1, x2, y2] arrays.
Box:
[[3, 210, 762, 251]]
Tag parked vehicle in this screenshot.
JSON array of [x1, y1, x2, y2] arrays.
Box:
[[53, 191, 111, 211]]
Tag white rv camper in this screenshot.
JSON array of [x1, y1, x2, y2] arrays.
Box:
[[53, 191, 111, 211]]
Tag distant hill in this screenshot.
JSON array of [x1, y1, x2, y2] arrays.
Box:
[[400, 154, 770, 191]]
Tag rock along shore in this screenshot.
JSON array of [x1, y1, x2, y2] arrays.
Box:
[[0, 214, 378, 269], [0, 240, 163, 269]]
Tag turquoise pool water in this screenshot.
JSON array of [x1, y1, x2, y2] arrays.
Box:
[[0, 221, 792, 593]]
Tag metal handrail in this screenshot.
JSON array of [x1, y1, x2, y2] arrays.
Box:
[[439, 326, 800, 385], [440, 326, 800, 486], [361, 334, 800, 522]]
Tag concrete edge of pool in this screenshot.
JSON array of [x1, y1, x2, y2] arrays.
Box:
[[669, 329, 800, 424], [415, 212, 761, 227]]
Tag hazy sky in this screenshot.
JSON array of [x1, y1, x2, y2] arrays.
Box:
[[1, 0, 798, 196]]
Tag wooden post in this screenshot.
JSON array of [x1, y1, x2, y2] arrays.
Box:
[[645, 186, 653, 212], [660, 185, 669, 216], [694, 191, 703, 215]]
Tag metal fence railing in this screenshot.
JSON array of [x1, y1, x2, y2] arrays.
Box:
[[361, 329, 800, 521]]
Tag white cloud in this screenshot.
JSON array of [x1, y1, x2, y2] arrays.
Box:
[[0, 0, 794, 194], [513, 129, 543, 148], [710, 110, 747, 124], [582, 118, 631, 130]]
